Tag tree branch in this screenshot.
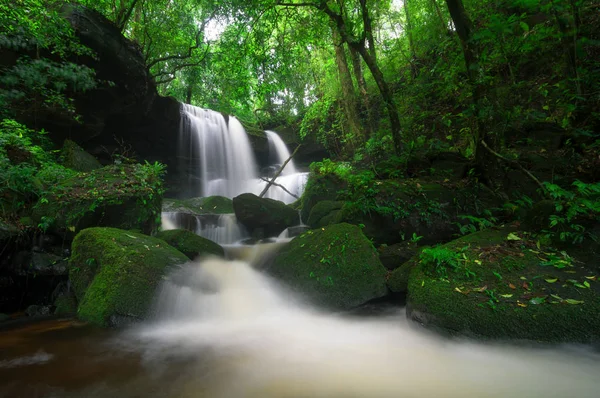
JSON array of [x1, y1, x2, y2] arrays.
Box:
[[259, 177, 300, 199], [259, 144, 302, 198], [480, 140, 548, 196]]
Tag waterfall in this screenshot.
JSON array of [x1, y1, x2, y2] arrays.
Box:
[[265, 130, 297, 175], [178, 104, 307, 204]]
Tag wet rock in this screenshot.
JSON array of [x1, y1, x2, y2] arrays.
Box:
[[156, 229, 224, 260], [377, 242, 419, 271], [25, 305, 51, 317], [233, 193, 298, 237], [270, 223, 388, 310], [307, 200, 344, 228], [162, 196, 234, 214], [69, 227, 188, 327]]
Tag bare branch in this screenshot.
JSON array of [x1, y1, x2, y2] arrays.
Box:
[[259, 145, 302, 198], [259, 177, 300, 199]]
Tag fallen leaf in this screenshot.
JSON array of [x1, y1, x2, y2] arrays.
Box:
[[500, 294, 513, 298], [517, 301, 527, 307], [544, 278, 558, 283], [509, 283, 516, 289], [507, 233, 521, 241], [472, 285, 488, 292], [565, 299, 584, 305], [584, 276, 597, 281], [584, 281, 591, 288], [520, 276, 527, 280], [529, 297, 546, 305], [522, 281, 530, 290], [551, 294, 563, 301]]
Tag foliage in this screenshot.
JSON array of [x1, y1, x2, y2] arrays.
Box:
[[0, 0, 98, 119], [543, 180, 600, 244]]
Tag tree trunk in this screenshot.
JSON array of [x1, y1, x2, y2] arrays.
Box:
[[359, 0, 377, 63], [431, 0, 447, 32], [404, 0, 418, 78], [349, 47, 373, 137], [332, 27, 364, 143]]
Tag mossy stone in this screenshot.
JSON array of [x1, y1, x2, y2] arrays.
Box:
[[155, 229, 224, 260], [162, 196, 234, 214], [300, 173, 347, 223], [69, 227, 189, 327], [407, 226, 600, 343], [307, 200, 344, 228], [270, 223, 388, 310], [54, 293, 78, 316], [33, 164, 163, 236], [386, 259, 417, 293], [60, 139, 102, 172], [233, 193, 298, 237]]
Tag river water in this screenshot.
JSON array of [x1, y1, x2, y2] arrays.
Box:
[[2, 257, 600, 398]]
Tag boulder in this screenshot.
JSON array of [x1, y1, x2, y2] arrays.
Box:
[[300, 172, 346, 222], [155, 229, 224, 260], [60, 139, 102, 172], [25, 305, 51, 317], [69, 227, 189, 327], [386, 259, 417, 294], [269, 223, 388, 310], [307, 200, 344, 228], [33, 164, 163, 236], [377, 241, 419, 271], [162, 196, 234, 214], [233, 193, 298, 238], [407, 226, 600, 343]]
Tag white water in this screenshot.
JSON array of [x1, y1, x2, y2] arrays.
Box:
[[133, 257, 600, 398], [179, 104, 307, 204], [161, 212, 249, 245], [265, 130, 297, 175]]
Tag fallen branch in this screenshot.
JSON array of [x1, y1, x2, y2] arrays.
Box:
[[259, 144, 302, 198], [480, 140, 547, 196], [259, 177, 299, 199]]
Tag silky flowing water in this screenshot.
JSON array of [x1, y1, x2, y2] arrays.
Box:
[[2, 257, 600, 398]]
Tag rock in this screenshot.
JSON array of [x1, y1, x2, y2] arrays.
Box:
[[162, 196, 234, 214], [54, 293, 78, 316], [407, 226, 600, 343], [21, 252, 69, 276], [25, 305, 51, 317], [386, 260, 416, 294], [155, 229, 224, 260], [233, 193, 299, 237], [69, 227, 189, 327], [377, 242, 419, 270], [60, 139, 102, 171], [32, 164, 163, 236], [269, 223, 388, 310], [300, 173, 347, 222], [0, 220, 19, 242], [307, 200, 344, 228]]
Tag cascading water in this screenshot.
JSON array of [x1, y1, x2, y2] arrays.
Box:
[[128, 257, 600, 398], [178, 104, 307, 205]]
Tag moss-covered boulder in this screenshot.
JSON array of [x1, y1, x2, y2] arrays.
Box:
[[377, 241, 420, 270], [307, 200, 344, 228], [334, 179, 499, 246], [300, 172, 347, 222], [69, 227, 189, 327], [60, 139, 102, 172], [233, 193, 298, 237], [407, 226, 600, 343], [155, 229, 224, 260], [162, 196, 234, 214], [33, 164, 164, 236], [270, 223, 388, 310], [386, 260, 416, 294]]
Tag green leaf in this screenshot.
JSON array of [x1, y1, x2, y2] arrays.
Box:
[[506, 232, 521, 241], [544, 278, 558, 283], [499, 294, 513, 298], [565, 299, 584, 305], [520, 21, 530, 32]]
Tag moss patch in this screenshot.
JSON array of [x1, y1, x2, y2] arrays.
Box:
[[307, 200, 344, 228], [155, 229, 224, 260], [407, 226, 600, 343], [271, 223, 388, 310], [162, 196, 234, 214], [33, 163, 164, 236], [69, 227, 189, 327], [60, 139, 101, 172]]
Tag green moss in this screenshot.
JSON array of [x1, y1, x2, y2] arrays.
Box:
[[69, 227, 188, 327], [387, 260, 416, 293], [307, 200, 344, 228], [271, 223, 388, 310], [300, 173, 346, 222], [33, 163, 164, 235], [54, 293, 78, 315], [163, 196, 234, 214], [155, 229, 224, 259], [60, 139, 101, 172], [407, 227, 600, 343]]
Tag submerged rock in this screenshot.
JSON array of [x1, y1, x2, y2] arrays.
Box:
[[233, 193, 298, 238], [69, 227, 188, 327], [270, 223, 388, 310], [155, 229, 224, 260], [407, 226, 600, 343]]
